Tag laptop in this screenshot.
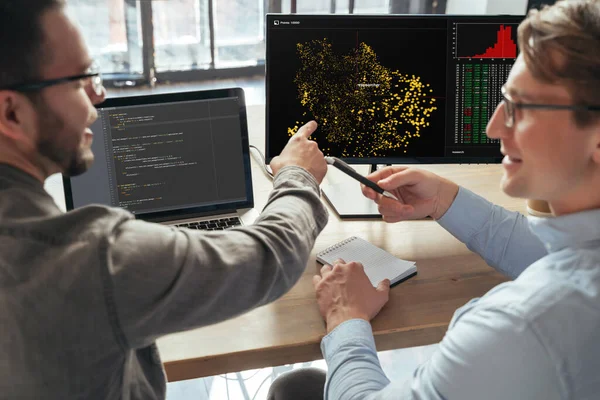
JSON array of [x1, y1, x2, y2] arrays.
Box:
[[63, 87, 259, 230]]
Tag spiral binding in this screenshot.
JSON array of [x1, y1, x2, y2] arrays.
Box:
[[318, 236, 358, 256]]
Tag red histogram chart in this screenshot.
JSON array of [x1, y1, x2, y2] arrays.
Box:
[[454, 23, 519, 59], [473, 25, 517, 58]]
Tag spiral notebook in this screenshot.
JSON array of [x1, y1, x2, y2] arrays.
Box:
[[316, 236, 417, 287]]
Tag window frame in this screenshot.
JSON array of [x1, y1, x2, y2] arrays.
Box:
[[101, 0, 443, 88]]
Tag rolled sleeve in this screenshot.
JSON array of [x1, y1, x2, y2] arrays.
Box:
[[106, 165, 328, 349]]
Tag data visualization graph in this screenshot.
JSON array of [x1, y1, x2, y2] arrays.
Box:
[[289, 38, 439, 158], [267, 22, 448, 161], [454, 23, 519, 59], [267, 15, 524, 163], [454, 63, 510, 145], [451, 22, 517, 145]]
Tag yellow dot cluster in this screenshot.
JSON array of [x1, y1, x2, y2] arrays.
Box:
[[288, 39, 437, 157]]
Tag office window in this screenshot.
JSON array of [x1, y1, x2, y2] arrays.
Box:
[[152, 0, 211, 72], [66, 0, 444, 86], [68, 0, 143, 75], [152, 0, 265, 72], [283, 0, 331, 13], [281, 0, 391, 13], [354, 0, 391, 13], [214, 0, 265, 67]]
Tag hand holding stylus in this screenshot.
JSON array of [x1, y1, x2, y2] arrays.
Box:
[[362, 166, 460, 222]]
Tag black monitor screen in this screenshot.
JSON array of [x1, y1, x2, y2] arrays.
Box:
[[266, 14, 524, 164], [63, 89, 254, 222]]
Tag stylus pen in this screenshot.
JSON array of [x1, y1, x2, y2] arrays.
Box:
[[325, 157, 399, 201]]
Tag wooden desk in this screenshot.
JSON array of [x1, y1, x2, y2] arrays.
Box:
[[157, 105, 526, 382]]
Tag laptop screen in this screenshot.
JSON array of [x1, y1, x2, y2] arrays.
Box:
[[63, 88, 254, 222]]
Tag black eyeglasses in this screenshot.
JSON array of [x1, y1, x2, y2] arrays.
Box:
[[501, 85, 600, 128], [1, 63, 103, 96]]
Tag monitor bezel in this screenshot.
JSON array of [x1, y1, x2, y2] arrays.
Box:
[[265, 13, 524, 164], [63, 87, 254, 222]]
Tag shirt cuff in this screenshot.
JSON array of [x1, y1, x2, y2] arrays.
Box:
[[436, 187, 494, 245], [274, 165, 320, 193], [320, 319, 376, 360]]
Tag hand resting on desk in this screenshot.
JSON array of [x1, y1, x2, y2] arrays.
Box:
[[312, 258, 391, 333], [361, 166, 460, 221]]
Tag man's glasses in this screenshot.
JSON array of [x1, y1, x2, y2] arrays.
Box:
[[500, 85, 600, 128], [1, 63, 103, 96]]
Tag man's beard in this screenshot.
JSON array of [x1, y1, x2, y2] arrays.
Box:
[[34, 99, 93, 177]]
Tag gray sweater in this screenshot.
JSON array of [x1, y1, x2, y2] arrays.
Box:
[[0, 164, 328, 400]]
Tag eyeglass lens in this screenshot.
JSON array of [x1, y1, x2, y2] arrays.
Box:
[[92, 75, 103, 96], [502, 95, 514, 128]]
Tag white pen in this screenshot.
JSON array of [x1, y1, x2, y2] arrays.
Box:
[[325, 157, 399, 201]]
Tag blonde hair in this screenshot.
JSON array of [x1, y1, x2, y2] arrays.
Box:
[[518, 0, 600, 126]]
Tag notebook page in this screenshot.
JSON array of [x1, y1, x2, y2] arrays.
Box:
[[317, 237, 415, 286]]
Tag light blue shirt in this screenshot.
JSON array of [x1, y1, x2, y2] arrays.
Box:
[[320, 187, 600, 400]]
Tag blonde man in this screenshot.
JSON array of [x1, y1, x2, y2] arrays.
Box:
[[271, 1, 600, 399]]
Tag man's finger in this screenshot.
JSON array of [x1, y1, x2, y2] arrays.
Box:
[[382, 214, 403, 223], [295, 120, 318, 139], [378, 169, 422, 191], [320, 264, 332, 276], [333, 258, 346, 265], [379, 210, 414, 223], [365, 166, 408, 183], [361, 184, 378, 201], [376, 279, 391, 296], [377, 200, 414, 217], [312, 274, 321, 287]]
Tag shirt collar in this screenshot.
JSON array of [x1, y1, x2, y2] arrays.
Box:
[[0, 163, 43, 190], [528, 208, 600, 252]]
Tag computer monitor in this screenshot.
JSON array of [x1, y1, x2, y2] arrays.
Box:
[[63, 88, 255, 223], [266, 14, 524, 165]]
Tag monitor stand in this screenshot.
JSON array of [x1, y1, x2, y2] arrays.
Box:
[[321, 163, 388, 219]]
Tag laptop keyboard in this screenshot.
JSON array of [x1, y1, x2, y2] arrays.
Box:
[[175, 216, 242, 231]]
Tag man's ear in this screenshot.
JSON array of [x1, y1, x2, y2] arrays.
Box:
[[0, 91, 37, 143], [593, 124, 600, 165]]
